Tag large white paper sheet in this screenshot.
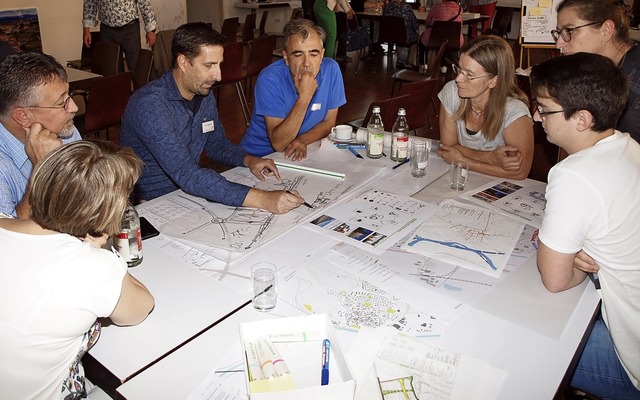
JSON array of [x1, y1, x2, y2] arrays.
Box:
[[402, 199, 524, 278]]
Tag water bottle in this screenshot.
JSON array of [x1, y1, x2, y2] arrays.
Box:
[[391, 108, 409, 162], [366, 106, 384, 159], [115, 203, 143, 267]]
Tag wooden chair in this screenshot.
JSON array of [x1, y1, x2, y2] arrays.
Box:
[[469, 1, 497, 38], [484, 7, 513, 39], [214, 41, 250, 125], [133, 49, 154, 91], [238, 13, 257, 47], [424, 20, 462, 67], [152, 29, 176, 80], [257, 10, 269, 37], [348, 94, 413, 130], [374, 15, 418, 76], [243, 35, 276, 107], [397, 78, 440, 131], [74, 72, 132, 141], [391, 40, 447, 96], [221, 17, 239, 43], [91, 41, 121, 77], [67, 32, 101, 70]]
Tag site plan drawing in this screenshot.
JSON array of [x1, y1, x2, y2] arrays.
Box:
[[402, 199, 524, 278]]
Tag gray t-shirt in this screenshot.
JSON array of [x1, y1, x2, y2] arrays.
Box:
[[437, 80, 531, 151]]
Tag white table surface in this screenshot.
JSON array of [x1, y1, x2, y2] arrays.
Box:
[[88, 239, 249, 382], [114, 162, 601, 399], [64, 66, 101, 83]]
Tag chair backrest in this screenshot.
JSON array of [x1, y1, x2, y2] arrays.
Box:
[[378, 15, 409, 46], [426, 20, 462, 51], [361, 94, 412, 129], [79, 32, 101, 70], [84, 72, 132, 136], [221, 17, 239, 43], [427, 40, 448, 79], [91, 41, 120, 76], [217, 41, 245, 84], [397, 78, 439, 131], [258, 10, 269, 37], [290, 7, 304, 20], [133, 49, 154, 91], [489, 7, 513, 38], [246, 35, 276, 78], [242, 13, 257, 44], [152, 29, 176, 79]]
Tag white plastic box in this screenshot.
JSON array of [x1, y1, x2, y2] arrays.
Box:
[[239, 314, 356, 400]]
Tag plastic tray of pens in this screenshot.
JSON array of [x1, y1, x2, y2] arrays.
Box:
[[240, 314, 355, 399]]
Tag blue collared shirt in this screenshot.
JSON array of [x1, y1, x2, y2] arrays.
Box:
[[0, 123, 81, 218]]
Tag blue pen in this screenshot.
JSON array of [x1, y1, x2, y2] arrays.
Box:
[[321, 339, 330, 385], [348, 147, 363, 159]]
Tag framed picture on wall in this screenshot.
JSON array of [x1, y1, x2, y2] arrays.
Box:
[[0, 8, 42, 53]]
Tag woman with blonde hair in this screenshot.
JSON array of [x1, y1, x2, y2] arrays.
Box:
[[0, 141, 154, 399], [437, 35, 534, 179], [553, 0, 640, 143]]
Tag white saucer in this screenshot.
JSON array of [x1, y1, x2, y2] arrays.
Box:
[[329, 132, 355, 143]]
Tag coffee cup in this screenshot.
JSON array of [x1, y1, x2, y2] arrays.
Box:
[[331, 125, 353, 141]]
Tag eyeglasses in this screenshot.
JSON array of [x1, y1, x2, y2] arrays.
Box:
[[25, 91, 74, 112], [550, 21, 600, 42], [533, 101, 564, 117], [452, 64, 493, 81]]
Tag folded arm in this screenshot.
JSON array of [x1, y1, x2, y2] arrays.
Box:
[[537, 240, 589, 293]]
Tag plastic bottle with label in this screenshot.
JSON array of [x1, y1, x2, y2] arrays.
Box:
[[115, 204, 143, 267], [391, 108, 409, 162], [366, 106, 384, 159]]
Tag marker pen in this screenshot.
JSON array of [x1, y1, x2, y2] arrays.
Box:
[[246, 341, 265, 381], [265, 340, 290, 377], [266, 331, 323, 343], [321, 339, 330, 385]]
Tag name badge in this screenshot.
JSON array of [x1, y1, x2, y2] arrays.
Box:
[[311, 103, 322, 111], [202, 120, 215, 133]]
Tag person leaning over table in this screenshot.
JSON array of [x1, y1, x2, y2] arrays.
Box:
[[0, 140, 155, 400], [120, 22, 304, 214], [553, 0, 640, 144], [0, 52, 81, 220], [436, 35, 534, 179], [531, 52, 640, 400], [240, 19, 346, 160], [83, 0, 157, 73]]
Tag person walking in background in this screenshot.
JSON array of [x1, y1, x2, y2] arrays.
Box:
[[383, 0, 420, 69], [553, 0, 640, 143], [82, 0, 157, 73], [313, 0, 355, 59]]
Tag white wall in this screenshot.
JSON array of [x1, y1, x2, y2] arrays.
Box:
[[1, 0, 186, 64]]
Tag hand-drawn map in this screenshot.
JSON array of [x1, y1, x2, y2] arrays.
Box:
[[402, 199, 524, 278]]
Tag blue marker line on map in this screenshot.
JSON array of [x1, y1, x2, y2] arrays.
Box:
[[407, 235, 504, 270]]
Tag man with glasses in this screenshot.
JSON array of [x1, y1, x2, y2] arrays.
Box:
[[0, 52, 81, 219], [240, 18, 346, 160], [531, 52, 640, 400]]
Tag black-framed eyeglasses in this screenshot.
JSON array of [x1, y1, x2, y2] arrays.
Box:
[[550, 21, 600, 42], [24, 90, 74, 112], [452, 64, 493, 81], [533, 101, 564, 117]]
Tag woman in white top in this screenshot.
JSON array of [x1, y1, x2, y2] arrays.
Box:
[[437, 35, 534, 179], [0, 141, 154, 399]]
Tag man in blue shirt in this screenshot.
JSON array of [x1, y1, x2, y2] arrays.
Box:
[[0, 52, 81, 219], [121, 23, 303, 214], [240, 19, 346, 160]]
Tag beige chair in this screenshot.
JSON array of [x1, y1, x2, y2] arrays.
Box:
[[151, 29, 176, 80]]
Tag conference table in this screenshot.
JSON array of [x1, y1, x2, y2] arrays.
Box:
[[85, 141, 600, 399]]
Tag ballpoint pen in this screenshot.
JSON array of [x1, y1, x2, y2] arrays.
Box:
[[392, 157, 411, 170], [286, 190, 314, 208], [348, 147, 364, 159]]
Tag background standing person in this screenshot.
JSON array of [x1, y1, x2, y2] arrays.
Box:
[[313, 0, 355, 59], [83, 0, 157, 73], [383, 0, 420, 69], [531, 52, 640, 400], [0, 52, 81, 219], [120, 23, 304, 214], [437, 36, 533, 179], [0, 141, 154, 399], [553, 0, 640, 143]]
